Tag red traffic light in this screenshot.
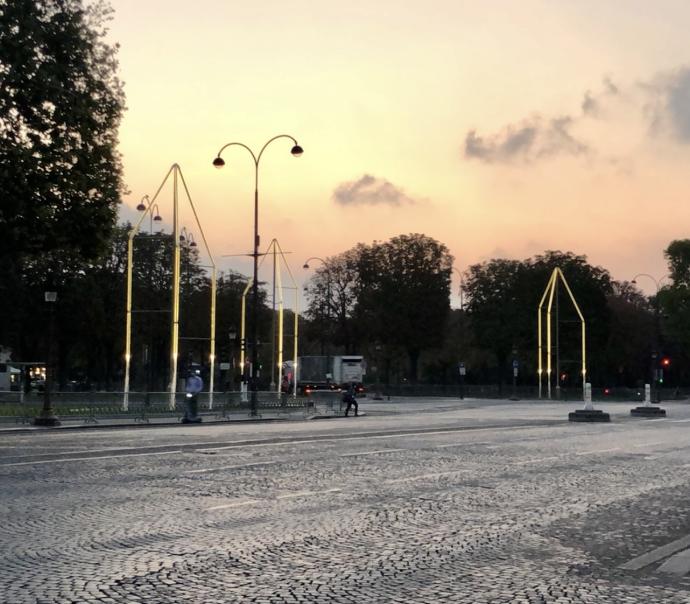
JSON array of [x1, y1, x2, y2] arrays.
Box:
[[661, 357, 671, 367]]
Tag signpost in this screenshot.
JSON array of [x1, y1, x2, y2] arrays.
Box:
[[458, 362, 465, 400], [511, 359, 519, 400]]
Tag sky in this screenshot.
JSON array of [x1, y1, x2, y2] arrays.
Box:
[[109, 0, 690, 302]]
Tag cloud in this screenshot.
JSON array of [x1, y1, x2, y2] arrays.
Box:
[[332, 174, 416, 206], [464, 116, 588, 163], [644, 66, 690, 142], [465, 76, 627, 164]]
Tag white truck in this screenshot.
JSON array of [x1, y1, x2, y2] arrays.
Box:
[[297, 355, 366, 392]]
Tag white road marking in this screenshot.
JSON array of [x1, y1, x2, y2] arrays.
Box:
[[277, 488, 341, 500], [435, 441, 492, 448], [619, 534, 690, 570], [386, 471, 464, 483], [0, 450, 182, 467], [206, 499, 259, 511], [670, 419, 690, 423], [185, 460, 279, 474], [340, 448, 408, 457], [205, 488, 342, 510], [513, 456, 561, 465], [575, 447, 621, 456], [632, 442, 664, 448]]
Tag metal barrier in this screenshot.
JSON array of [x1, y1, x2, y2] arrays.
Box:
[[0, 391, 317, 424]]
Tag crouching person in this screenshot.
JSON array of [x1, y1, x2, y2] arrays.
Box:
[[343, 382, 358, 417]]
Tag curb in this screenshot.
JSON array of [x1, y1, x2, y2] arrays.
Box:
[[0, 414, 304, 434]]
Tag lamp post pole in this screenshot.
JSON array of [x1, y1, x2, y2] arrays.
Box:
[[34, 290, 60, 426], [631, 273, 667, 404], [227, 328, 237, 390], [452, 267, 465, 310], [213, 136, 303, 416], [303, 256, 332, 378]]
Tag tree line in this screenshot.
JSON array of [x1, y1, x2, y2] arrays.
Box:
[[303, 237, 690, 391]]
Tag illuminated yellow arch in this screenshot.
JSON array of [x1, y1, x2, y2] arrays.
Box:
[[537, 268, 586, 400]]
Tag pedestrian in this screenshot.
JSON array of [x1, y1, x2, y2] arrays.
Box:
[[183, 369, 203, 423], [343, 381, 358, 417]]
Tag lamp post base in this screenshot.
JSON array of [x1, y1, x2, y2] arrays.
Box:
[[568, 408, 610, 422], [33, 412, 61, 427], [631, 405, 666, 417]]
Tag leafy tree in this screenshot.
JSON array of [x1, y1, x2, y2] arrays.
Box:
[[664, 240, 690, 287], [463, 251, 614, 389], [303, 249, 360, 354], [463, 259, 525, 387], [355, 234, 453, 382], [0, 0, 125, 262]]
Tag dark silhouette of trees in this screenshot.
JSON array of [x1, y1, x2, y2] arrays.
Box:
[[0, 0, 125, 262]]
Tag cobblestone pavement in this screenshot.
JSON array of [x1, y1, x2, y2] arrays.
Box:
[[2, 399, 690, 603]]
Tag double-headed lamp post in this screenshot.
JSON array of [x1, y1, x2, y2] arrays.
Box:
[[451, 267, 465, 310], [303, 256, 332, 374], [632, 273, 668, 403], [213, 135, 303, 416], [34, 289, 60, 426]]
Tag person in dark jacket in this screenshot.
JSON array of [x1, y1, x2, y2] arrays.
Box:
[[343, 382, 358, 417]]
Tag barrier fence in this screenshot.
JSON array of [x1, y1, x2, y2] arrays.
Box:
[[1, 386, 685, 424], [0, 391, 321, 423]]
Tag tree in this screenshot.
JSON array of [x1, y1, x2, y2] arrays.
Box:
[[664, 240, 690, 287], [463, 259, 525, 387], [303, 249, 360, 354], [463, 251, 614, 389], [0, 0, 125, 262], [355, 234, 452, 382]]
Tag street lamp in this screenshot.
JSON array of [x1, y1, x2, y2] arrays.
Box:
[[213, 135, 303, 416], [136, 195, 163, 234], [33, 289, 60, 426], [631, 273, 669, 409], [303, 256, 333, 371], [451, 267, 465, 310], [228, 327, 237, 391]]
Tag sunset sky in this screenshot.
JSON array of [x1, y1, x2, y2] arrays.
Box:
[[110, 0, 690, 302]]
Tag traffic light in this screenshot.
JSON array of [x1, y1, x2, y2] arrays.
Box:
[[661, 357, 671, 367]]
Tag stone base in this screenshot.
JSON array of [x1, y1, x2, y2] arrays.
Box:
[[568, 409, 610, 422], [32, 414, 61, 427], [631, 405, 666, 417]]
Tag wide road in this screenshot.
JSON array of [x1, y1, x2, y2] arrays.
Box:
[[2, 398, 690, 603]]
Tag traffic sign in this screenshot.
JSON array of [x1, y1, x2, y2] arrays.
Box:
[[512, 359, 519, 369]]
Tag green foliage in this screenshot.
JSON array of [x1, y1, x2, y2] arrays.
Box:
[[463, 251, 615, 385], [664, 240, 690, 287], [0, 0, 125, 261], [304, 233, 452, 381]]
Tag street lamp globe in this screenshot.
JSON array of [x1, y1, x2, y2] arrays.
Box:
[[303, 263, 310, 269], [290, 144, 304, 157], [212, 156, 225, 169]]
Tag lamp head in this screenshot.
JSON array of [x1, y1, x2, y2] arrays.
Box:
[[212, 156, 225, 169], [290, 144, 303, 157], [631, 279, 637, 285], [303, 263, 309, 269], [136, 202, 146, 211], [153, 214, 162, 222]]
